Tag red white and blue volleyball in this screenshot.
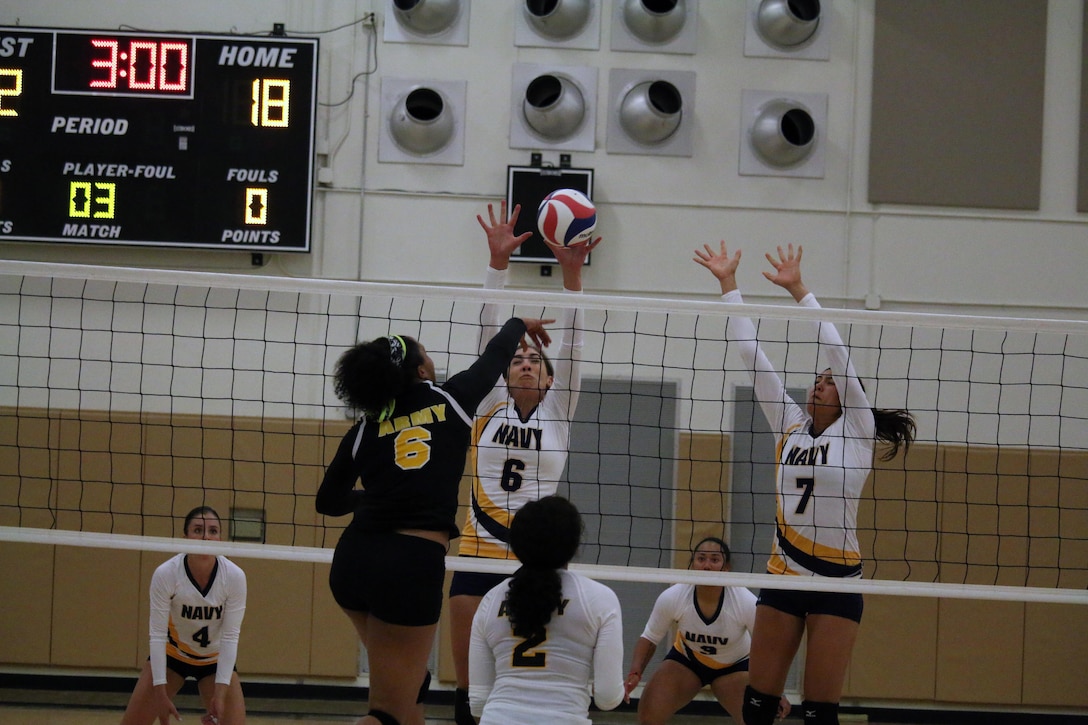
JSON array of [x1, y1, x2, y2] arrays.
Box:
[[537, 188, 597, 247]]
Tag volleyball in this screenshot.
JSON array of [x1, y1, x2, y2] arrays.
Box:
[[536, 188, 596, 247]]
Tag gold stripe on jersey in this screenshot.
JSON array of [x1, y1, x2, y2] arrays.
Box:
[[166, 617, 217, 666], [767, 552, 793, 575], [459, 401, 517, 559], [672, 630, 741, 670], [776, 521, 862, 567]]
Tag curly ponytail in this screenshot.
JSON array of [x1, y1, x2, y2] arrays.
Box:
[[333, 335, 424, 420]]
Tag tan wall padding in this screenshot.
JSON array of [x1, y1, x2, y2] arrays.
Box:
[[846, 595, 938, 700], [308, 563, 359, 679], [1022, 602, 1088, 706], [0, 542, 54, 664], [674, 431, 732, 568], [3, 405, 1085, 707], [51, 546, 143, 669], [234, 557, 318, 676], [936, 599, 1025, 704]]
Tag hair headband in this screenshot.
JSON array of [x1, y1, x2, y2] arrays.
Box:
[[388, 335, 407, 368]]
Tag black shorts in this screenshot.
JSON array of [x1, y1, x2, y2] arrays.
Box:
[[757, 586, 864, 623], [665, 648, 749, 686], [329, 528, 447, 626], [152, 655, 231, 682], [449, 566, 509, 598]]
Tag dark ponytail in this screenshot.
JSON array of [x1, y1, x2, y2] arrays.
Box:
[[873, 407, 916, 461], [506, 496, 583, 637]]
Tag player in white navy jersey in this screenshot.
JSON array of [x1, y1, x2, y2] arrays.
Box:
[[624, 538, 790, 724], [695, 242, 915, 725], [449, 200, 601, 725], [469, 495, 624, 725], [120, 505, 247, 725]]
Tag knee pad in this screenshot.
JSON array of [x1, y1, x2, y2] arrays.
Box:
[[742, 685, 781, 725], [367, 710, 400, 725], [802, 700, 840, 725], [416, 670, 432, 704]]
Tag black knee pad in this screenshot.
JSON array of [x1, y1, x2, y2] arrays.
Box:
[[416, 670, 432, 704], [453, 687, 476, 725], [742, 685, 781, 725], [367, 709, 400, 725], [802, 700, 840, 725]]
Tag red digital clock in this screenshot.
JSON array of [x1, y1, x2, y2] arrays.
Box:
[[53, 31, 195, 98]]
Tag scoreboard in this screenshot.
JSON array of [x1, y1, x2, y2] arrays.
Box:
[[0, 26, 318, 252]]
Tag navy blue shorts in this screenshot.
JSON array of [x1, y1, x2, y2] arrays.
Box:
[[449, 566, 509, 598], [329, 528, 447, 626], [665, 648, 749, 686], [757, 586, 864, 623]]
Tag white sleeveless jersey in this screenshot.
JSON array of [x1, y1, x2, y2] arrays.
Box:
[[458, 267, 583, 559], [724, 290, 875, 578], [640, 583, 756, 669], [469, 569, 625, 724], [148, 553, 247, 685]]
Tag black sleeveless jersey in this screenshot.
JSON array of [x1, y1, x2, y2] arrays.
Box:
[[317, 318, 527, 538]]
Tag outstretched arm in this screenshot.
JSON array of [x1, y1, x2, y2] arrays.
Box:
[[694, 241, 799, 435], [544, 236, 598, 417], [477, 201, 533, 354], [762, 244, 873, 431]]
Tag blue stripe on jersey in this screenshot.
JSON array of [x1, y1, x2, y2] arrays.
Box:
[[471, 492, 511, 544]]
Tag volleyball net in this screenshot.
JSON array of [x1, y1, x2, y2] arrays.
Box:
[[1, 259, 1086, 606]]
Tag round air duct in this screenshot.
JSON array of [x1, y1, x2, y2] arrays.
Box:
[[524, 0, 592, 41], [749, 99, 816, 167], [522, 74, 586, 140], [389, 87, 455, 154], [756, 0, 820, 48], [392, 0, 461, 36], [622, 0, 686, 45], [618, 80, 683, 145]]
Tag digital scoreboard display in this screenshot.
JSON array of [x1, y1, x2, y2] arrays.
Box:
[[0, 26, 318, 252]]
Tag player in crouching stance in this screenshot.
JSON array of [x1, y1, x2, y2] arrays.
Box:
[[120, 505, 247, 725]]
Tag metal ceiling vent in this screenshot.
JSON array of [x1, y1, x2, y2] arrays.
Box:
[[524, 0, 592, 41], [755, 0, 820, 48], [389, 87, 455, 154], [749, 99, 816, 167], [619, 80, 683, 144], [522, 74, 586, 140], [622, 0, 687, 44], [392, 0, 462, 36]]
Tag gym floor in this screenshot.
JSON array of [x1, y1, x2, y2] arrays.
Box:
[[4, 697, 1087, 725], [1, 681, 1085, 724]]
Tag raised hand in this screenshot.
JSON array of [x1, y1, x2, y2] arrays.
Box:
[[519, 317, 555, 350], [762, 243, 809, 301], [693, 240, 741, 294], [545, 236, 601, 291], [477, 200, 533, 269]]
